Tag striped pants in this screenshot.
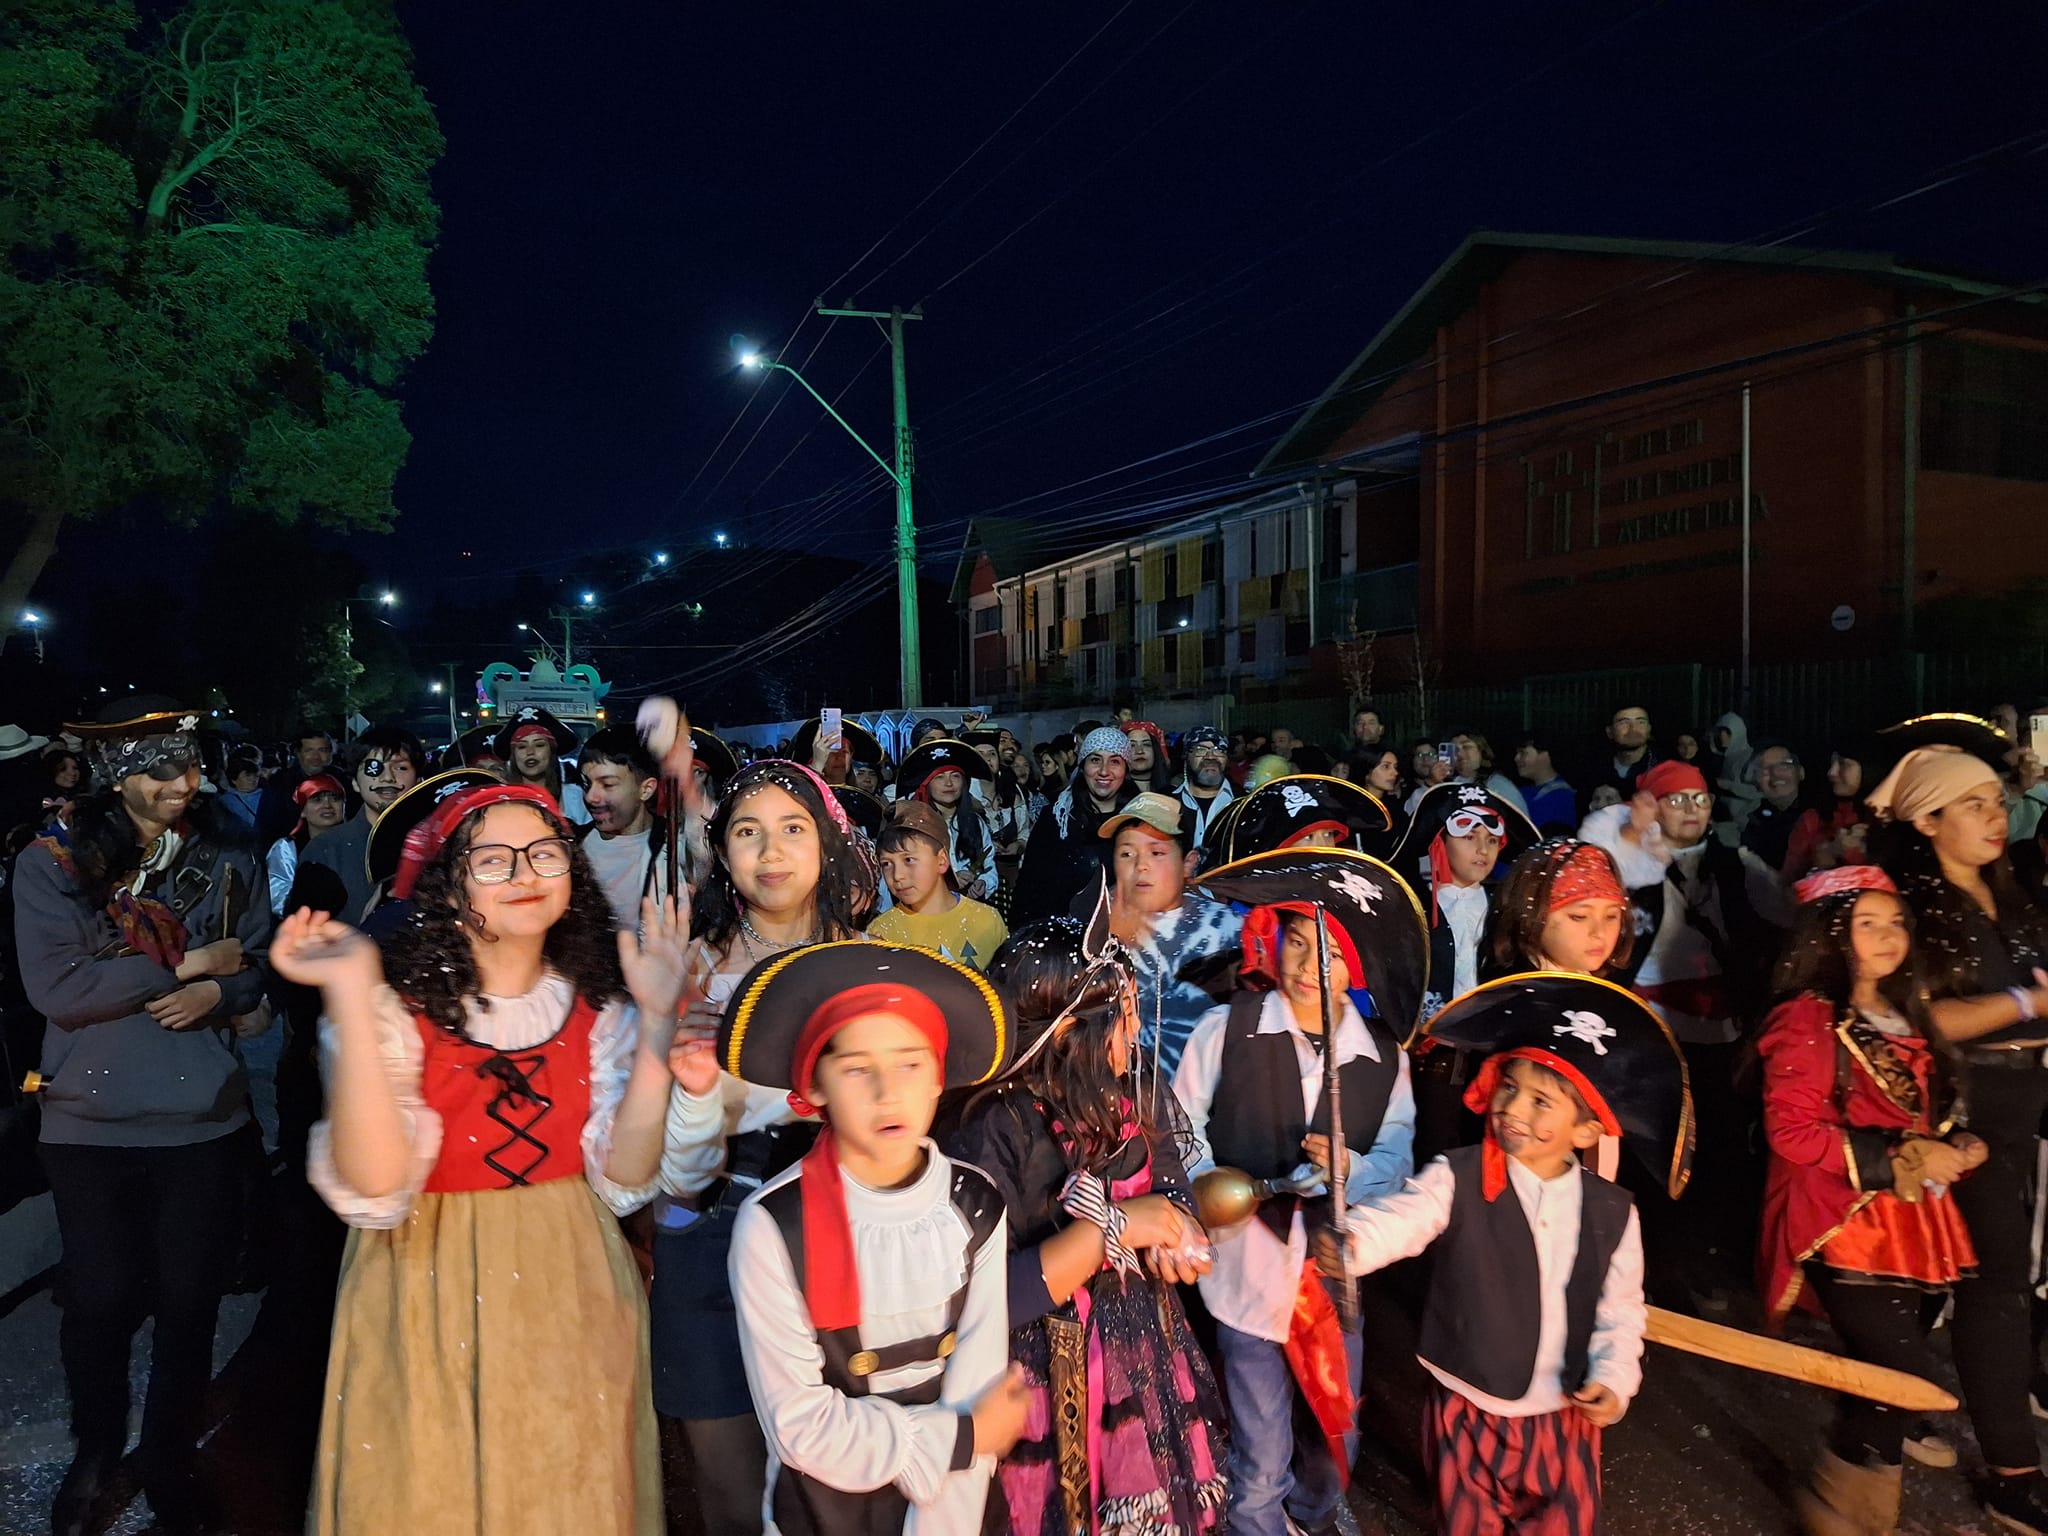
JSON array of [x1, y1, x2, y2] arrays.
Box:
[[1422, 1385, 1602, 1536]]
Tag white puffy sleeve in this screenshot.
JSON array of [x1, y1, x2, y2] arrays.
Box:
[[583, 998, 663, 1215], [306, 986, 442, 1230]]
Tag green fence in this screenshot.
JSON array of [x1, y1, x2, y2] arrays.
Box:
[[1223, 647, 2048, 758]]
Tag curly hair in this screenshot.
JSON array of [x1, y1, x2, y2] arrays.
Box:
[[691, 759, 871, 952], [381, 800, 625, 1039]]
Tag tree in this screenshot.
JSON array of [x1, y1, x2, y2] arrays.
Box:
[[0, 0, 442, 650], [1334, 603, 1378, 717]]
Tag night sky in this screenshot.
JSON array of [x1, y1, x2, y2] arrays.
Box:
[[26, 0, 2048, 684]]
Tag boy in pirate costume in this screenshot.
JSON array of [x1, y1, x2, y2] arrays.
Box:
[[723, 942, 1031, 1536], [1394, 782, 1540, 1163], [1329, 973, 1690, 1536], [1218, 773, 1395, 864], [1173, 848, 1429, 1536]]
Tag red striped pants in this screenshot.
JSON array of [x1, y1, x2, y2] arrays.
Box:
[[1422, 1384, 1603, 1536]]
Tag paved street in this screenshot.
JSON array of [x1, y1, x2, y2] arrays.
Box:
[[0, 1034, 2017, 1534]]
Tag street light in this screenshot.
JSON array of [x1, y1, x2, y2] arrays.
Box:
[[19, 608, 47, 663], [340, 589, 399, 735], [713, 531, 728, 548], [737, 314, 924, 706], [580, 591, 596, 607], [516, 621, 563, 666]]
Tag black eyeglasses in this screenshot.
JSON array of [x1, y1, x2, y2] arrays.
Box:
[[464, 838, 574, 883]]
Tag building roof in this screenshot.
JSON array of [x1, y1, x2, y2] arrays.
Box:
[[1256, 230, 2035, 476]]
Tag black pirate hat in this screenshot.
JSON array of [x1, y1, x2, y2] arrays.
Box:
[[1423, 972, 1694, 1198], [895, 737, 993, 799], [1192, 848, 1431, 1044], [829, 783, 891, 842], [1868, 712, 2012, 780], [67, 695, 208, 782], [719, 940, 1011, 1092], [788, 716, 884, 769], [491, 705, 577, 759], [440, 725, 506, 771], [1391, 782, 1540, 875], [1224, 773, 1392, 862], [1196, 792, 1252, 869], [365, 769, 503, 888], [691, 727, 740, 789]]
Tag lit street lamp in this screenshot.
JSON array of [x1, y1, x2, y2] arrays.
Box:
[[340, 589, 398, 735], [738, 306, 924, 706], [19, 608, 47, 663]]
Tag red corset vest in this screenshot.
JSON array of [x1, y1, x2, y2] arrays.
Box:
[[417, 995, 599, 1193]]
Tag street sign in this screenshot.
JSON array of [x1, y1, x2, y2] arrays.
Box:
[[1830, 604, 1855, 633]]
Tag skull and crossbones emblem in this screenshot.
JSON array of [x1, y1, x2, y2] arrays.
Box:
[[1279, 784, 1315, 817], [1552, 1010, 1616, 1056], [1328, 868, 1383, 911]]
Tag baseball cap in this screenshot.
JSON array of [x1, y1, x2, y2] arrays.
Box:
[[1098, 791, 1195, 848]]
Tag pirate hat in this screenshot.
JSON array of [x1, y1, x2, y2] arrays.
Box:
[[1391, 781, 1540, 874], [1196, 792, 1252, 869], [1192, 848, 1431, 1044], [788, 716, 884, 769], [365, 769, 504, 888], [895, 737, 993, 799], [1224, 773, 1392, 862], [67, 695, 207, 781], [829, 783, 890, 842], [1423, 972, 1694, 1198], [1869, 712, 2012, 779], [719, 940, 1011, 1093], [691, 727, 740, 788], [491, 705, 577, 760], [440, 725, 506, 771]]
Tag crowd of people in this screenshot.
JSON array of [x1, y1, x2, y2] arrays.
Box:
[[1, 688, 2047, 1536]]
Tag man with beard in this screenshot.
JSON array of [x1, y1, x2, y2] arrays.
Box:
[[1588, 703, 1659, 807], [575, 726, 672, 926], [14, 698, 271, 1534], [1176, 725, 1236, 844], [300, 726, 422, 922]]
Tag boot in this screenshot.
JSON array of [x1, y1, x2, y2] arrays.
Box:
[[1794, 1448, 1902, 1536]]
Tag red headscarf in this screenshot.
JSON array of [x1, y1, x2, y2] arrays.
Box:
[[1793, 864, 1898, 905], [1639, 761, 1709, 800], [1239, 905, 1364, 992], [787, 986, 950, 1332], [1461, 1047, 1621, 1202], [391, 783, 560, 899], [1548, 843, 1625, 909]]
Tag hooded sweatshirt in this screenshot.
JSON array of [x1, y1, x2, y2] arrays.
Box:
[[1712, 712, 1761, 832]]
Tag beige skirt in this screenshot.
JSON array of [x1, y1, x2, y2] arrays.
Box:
[[309, 1177, 662, 1535]]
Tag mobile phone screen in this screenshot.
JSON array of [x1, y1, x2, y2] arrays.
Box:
[[821, 707, 844, 752]]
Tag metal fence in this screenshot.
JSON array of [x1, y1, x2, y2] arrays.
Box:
[[1222, 647, 2048, 759]]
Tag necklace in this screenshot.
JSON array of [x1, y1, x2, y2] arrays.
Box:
[[739, 913, 816, 958]]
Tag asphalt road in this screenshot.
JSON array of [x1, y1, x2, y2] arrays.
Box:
[[0, 1039, 2022, 1534]]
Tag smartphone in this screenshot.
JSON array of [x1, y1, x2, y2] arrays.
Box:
[[1437, 741, 1457, 766], [2030, 713, 2048, 767], [820, 707, 844, 753]]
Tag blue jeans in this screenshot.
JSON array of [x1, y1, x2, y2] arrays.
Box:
[[1216, 1304, 1364, 1536]]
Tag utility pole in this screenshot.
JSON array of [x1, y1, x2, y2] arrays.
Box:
[[819, 303, 923, 708], [444, 661, 459, 743]]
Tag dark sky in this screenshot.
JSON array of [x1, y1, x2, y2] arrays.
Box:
[[26, 0, 2048, 683]]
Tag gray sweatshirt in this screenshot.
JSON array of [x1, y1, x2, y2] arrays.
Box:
[[14, 831, 274, 1147]]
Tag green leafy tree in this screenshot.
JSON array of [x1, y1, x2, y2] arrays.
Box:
[[0, 0, 441, 650]]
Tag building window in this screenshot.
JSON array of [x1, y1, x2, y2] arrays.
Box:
[[1201, 537, 1220, 583], [973, 605, 1001, 635], [1319, 502, 1344, 578], [1044, 625, 1058, 656], [1084, 573, 1097, 615], [1237, 625, 1258, 663], [1923, 339, 2048, 482], [1163, 548, 1179, 594], [1202, 634, 1223, 670], [1115, 565, 1132, 608], [1156, 594, 1194, 632], [1248, 523, 1259, 576], [1285, 619, 1311, 657]]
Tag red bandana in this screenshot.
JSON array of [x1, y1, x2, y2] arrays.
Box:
[[1548, 844, 1625, 910], [1793, 864, 1898, 905], [1461, 1047, 1620, 1202], [1238, 905, 1364, 991], [789, 986, 950, 1333], [391, 783, 560, 899], [509, 722, 555, 747]]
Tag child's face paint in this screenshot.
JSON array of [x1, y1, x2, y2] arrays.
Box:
[[1487, 1058, 1602, 1179]]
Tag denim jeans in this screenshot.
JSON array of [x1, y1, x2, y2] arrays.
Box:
[[1216, 1305, 1363, 1536]]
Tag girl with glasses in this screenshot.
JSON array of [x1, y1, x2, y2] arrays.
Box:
[[270, 782, 690, 1534]]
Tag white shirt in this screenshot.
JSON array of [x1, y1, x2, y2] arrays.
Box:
[[582, 826, 653, 928], [306, 971, 658, 1228], [1436, 881, 1489, 999], [1174, 989, 1415, 1342], [1343, 1153, 1646, 1417], [1178, 779, 1236, 844], [730, 1146, 1006, 1536]]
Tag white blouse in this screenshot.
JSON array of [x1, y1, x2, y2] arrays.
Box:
[[729, 1146, 1007, 1536], [307, 971, 661, 1229]]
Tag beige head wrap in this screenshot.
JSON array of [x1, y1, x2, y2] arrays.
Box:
[[1864, 745, 2000, 823]]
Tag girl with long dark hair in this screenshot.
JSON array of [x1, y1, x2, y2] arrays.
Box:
[[1873, 745, 2048, 1534], [1757, 866, 1981, 1535], [1486, 839, 1634, 979], [945, 918, 1227, 1536], [272, 783, 688, 1534], [651, 758, 875, 1536]]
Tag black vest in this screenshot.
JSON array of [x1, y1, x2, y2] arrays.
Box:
[[1418, 1145, 1632, 1402], [758, 1161, 1005, 1536], [1205, 990, 1399, 1239]]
